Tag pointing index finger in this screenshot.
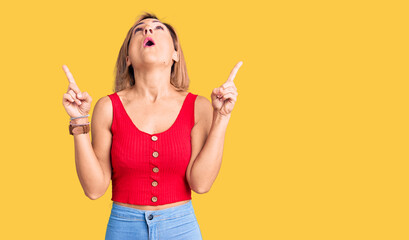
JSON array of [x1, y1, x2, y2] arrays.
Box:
[[227, 61, 243, 82], [62, 65, 76, 84]]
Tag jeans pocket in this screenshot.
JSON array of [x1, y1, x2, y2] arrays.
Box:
[[106, 213, 148, 240], [110, 211, 144, 221], [158, 211, 202, 239]]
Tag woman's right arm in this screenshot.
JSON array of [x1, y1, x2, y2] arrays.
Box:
[[62, 64, 112, 200], [72, 96, 113, 200]]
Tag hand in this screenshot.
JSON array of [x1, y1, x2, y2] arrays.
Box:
[[211, 61, 242, 117], [62, 65, 92, 118]]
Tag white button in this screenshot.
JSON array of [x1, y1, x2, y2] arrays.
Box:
[[151, 136, 158, 141], [152, 151, 159, 158], [153, 167, 159, 173]]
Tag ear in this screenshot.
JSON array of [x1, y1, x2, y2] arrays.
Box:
[[126, 56, 131, 67], [172, 51, 179, 62]]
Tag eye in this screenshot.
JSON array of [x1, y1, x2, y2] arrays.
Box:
[[134, 25, 164, 34]]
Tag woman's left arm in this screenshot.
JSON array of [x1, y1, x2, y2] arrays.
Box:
[[186, 61, 243, 193]]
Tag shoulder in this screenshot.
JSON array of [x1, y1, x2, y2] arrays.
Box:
[[193, 94, 213, 125], [91, 94, 114, 130], [95, 95, 113, 112]]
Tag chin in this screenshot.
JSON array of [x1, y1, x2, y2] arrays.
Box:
[[140, 54, 161, 63]]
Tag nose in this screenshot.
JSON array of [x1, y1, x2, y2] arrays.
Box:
[[144, 25, 153, 35]]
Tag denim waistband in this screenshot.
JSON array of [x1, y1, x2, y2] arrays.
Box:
[[110, 200, 194, 222]]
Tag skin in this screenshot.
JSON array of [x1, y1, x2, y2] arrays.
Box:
[[62, 18, 242, 211]]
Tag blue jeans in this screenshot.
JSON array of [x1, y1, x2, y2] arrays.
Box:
[[105, 200, 203, 240]]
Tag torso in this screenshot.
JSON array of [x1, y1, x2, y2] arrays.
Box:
[[113, 88, 192, 210]]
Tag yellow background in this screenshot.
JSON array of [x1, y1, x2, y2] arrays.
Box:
[[0, 0, 408, 239]]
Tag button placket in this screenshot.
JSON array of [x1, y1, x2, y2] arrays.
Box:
[[150, 135, 159, 204]]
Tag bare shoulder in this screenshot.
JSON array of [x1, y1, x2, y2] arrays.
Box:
[[193, 95, 213, 126], [91, 95, 113, 131]]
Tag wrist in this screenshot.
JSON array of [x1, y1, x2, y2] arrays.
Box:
[[213, 110, 231, 122], [70, 117, 89, 125]]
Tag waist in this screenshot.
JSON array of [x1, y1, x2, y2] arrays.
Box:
[[111, 179, 192, 206], [113, 199, 192, 211]]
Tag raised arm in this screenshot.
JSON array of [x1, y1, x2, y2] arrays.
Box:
[[186, 61, 242, 193], [62, 65, 113, 200]]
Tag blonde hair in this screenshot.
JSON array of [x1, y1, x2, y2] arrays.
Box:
[[113, 12, 190, 92]]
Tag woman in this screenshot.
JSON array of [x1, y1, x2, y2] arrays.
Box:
[[62, 12, 242, 240]]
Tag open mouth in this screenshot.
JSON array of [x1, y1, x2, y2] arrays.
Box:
[[144, 37, 156, 47]]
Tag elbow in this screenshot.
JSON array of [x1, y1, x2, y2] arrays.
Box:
[[192, 185, 211, 194], [85, 188, 106, 200], [85, 181, 109, 200], [86, 192, 102, 200], [195, 188, 210, 194], [189, 176, 212, 194]]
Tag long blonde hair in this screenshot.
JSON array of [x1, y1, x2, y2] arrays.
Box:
[[113, 12, 190, 92]]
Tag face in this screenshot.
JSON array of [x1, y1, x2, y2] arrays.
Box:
[[126, 18, 179, 69]]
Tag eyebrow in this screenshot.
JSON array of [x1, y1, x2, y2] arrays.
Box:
[[134, 20, 162, 28]]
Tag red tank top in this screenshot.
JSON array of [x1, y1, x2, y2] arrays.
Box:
[[107, 91, 198, 206]]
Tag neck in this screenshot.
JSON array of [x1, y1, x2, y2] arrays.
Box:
[[129, 66, 176, 101]]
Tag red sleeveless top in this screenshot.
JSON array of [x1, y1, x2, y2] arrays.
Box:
[[107, 91, 198, 206]]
